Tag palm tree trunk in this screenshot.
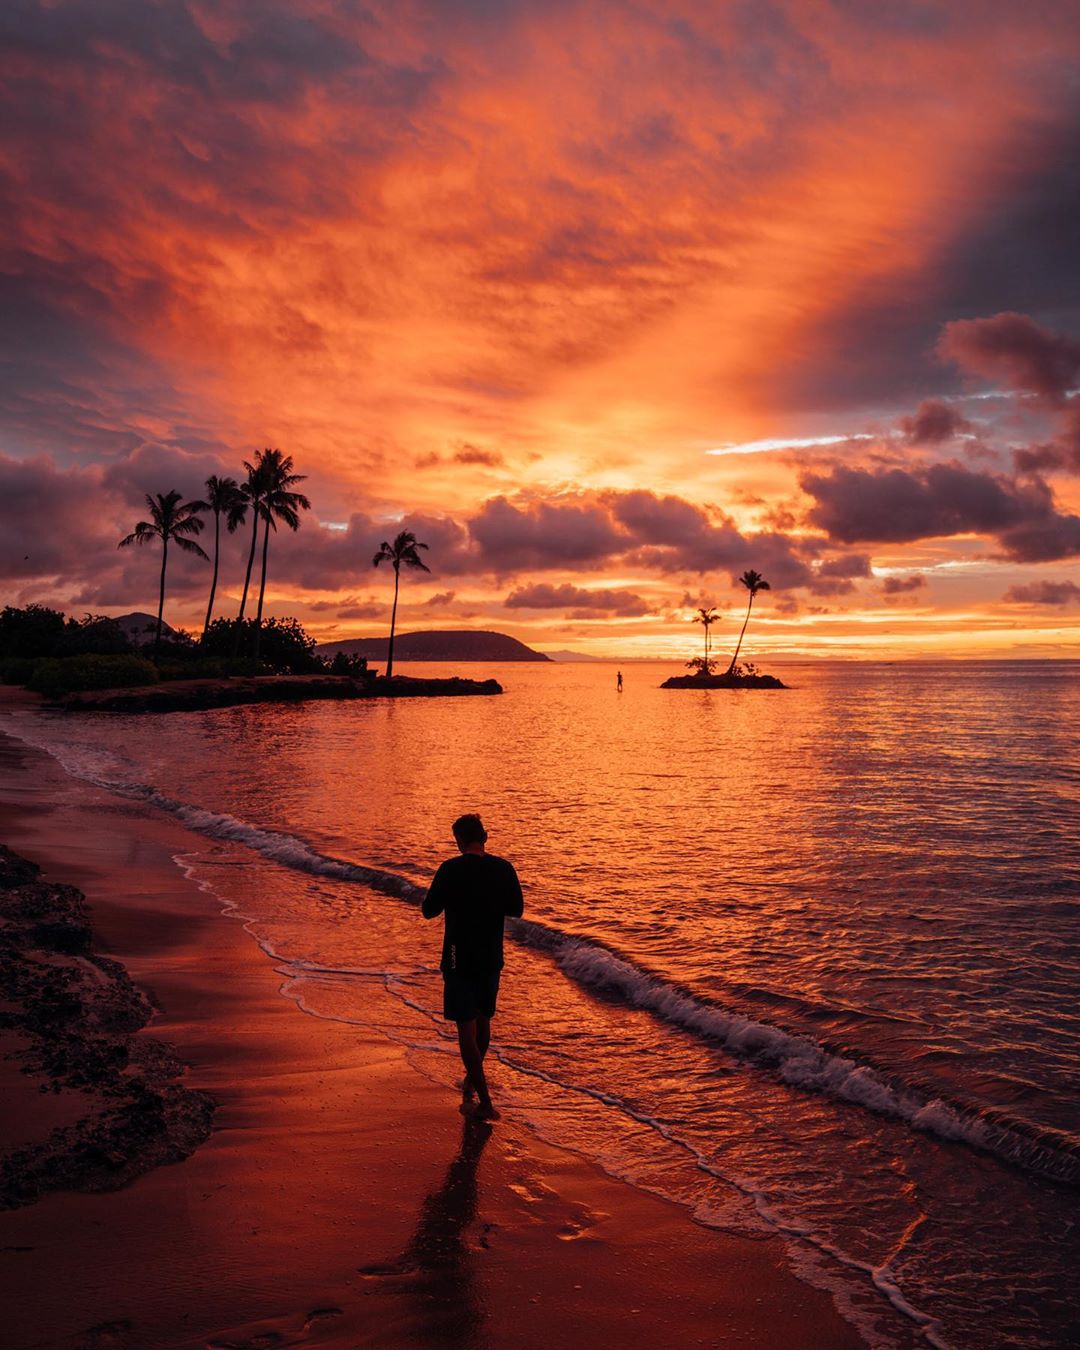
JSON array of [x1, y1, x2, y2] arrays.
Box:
[[203, 510, 221, 638], [252, 514, 270, 671], [155, 537, 168, 655], [232, 505, 260, 658], [727, 595, 754, 674], [238, 508, 259, 621], [387, 564, 400, 678]]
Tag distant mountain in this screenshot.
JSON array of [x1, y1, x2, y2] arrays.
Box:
[[317, 629, 551, 663], [542, 649, 608, 662], [113, 612, 178, 644]]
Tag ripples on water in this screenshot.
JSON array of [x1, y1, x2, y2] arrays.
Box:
[[6, 660, 1079, 1350]]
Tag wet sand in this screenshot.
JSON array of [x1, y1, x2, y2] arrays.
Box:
[[0, 721, 865, 1349]]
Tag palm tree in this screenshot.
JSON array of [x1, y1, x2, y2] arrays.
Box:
[[196, 475, 247, 637], [118, 491, 208, 653], [250, 449, 311, 669], [694, 606, 720, 673], [372, 530, 430, 677], [727, 570, 770, 674], [236, 453, 270, 624]]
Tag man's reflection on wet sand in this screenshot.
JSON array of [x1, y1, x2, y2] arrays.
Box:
[[359, 1116, 494, 1347]]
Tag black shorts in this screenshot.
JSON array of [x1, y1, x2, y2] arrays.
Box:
[[442, 971, 500, 1022]]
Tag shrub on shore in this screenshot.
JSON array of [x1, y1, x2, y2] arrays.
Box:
[[201, 616, 321, 675], [0, 605, 131, 661], [26, 654, 159, 699], [324, 649, 369, 677], [154, 657, 248, 682]]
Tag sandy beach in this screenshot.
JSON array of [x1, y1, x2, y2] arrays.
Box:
[[0, 719, 864, 1350]]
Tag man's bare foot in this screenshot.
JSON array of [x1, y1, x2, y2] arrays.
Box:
[[460, 1098, 500, 1121]]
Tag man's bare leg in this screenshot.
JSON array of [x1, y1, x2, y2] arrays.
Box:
[[457, 1018, 499, 1120], [460, 1015, 492, 1100]]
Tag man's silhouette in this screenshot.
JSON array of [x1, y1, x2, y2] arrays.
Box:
[[422, 814, 523, 1121]]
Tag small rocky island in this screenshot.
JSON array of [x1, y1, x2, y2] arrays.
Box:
[[661, 671, 787, 690]]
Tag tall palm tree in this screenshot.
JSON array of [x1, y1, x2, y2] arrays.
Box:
[[251, 449, 311, 669], [196, 475, 247, 637], [727, 570, 770, 674], [236, 453, 270, 624], [694, 606, 720, 673], [372, 530, 430, 677], [118, 490, 208, 653]]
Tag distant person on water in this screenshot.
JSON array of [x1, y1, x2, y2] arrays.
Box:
[[422, 814, 524, 1121], [617, 670, 623, 691]]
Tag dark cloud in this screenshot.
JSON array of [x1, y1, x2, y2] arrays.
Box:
[[101, 440, 232, 506], [0, 449, 220, 613], [881, 573, 927, 594], [470, 496, 626, 572], [816, 553, 872, 578], [937, 312, 1080, 402], [806, 552, 872, 595], [453, 445, 503, 467], [600, 491, 812, 587], [900, 399, 972, 444], [1013, 402, 1080, 475], [504, 583, 651, 616], [1002, 579, 1080, 605], [424, 590, 456, 606], [0, 452, 117, 582], [284, 511, 472, 591], [801, 460, 1080, 560]]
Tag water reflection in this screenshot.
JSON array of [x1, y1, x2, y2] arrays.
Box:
[[361, 1117, 494, 1347]]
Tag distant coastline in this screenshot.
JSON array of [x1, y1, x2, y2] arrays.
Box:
[[317, 629, 551, 662]]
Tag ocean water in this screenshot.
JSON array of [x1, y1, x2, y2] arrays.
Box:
[[5, 660, 1079, 1350]]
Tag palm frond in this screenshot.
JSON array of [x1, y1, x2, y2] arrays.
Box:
[[118, 521, 157, 548], [174, 536, 210, 560]]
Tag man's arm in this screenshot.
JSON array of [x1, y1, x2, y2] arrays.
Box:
[[502, 862, 524, 918], [421, 862, 448, 919]]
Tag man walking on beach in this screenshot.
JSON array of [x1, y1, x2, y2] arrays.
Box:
[[422, 814, 524, 1121]]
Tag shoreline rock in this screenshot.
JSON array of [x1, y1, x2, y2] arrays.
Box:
[[58, 672, 503, 713], [0, 845, 216, 1209], [660, 672, 788, 689]]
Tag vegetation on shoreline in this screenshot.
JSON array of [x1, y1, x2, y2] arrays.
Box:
[[0, 604, 366, 697]]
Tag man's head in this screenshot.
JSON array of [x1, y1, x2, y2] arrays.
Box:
[[452, 813, 488, 852]]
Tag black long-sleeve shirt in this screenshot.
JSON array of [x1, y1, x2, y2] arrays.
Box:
[[421, 853, 524, 975]]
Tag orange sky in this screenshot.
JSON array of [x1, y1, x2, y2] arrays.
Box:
[[2, 1, 1080, 657]]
